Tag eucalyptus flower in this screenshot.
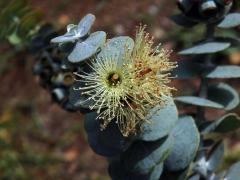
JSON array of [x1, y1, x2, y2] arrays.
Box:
[[76, 26, 176, 137]]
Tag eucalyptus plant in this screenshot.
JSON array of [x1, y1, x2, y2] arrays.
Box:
[[171, 0, 240, 180], [30, 1, 240, 180], [38, 13, 195, 180]]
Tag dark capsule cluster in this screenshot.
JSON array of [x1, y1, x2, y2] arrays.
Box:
[[177, 0, 233, 23], [30, 25, 80, 112]]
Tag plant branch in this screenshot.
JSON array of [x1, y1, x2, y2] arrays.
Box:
[[196, 24, 215, 124]]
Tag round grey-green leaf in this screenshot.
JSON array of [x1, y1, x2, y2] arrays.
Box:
[[207, 83, 240, 111], [206, 65, 240, 79], [68, 31, 106, 63], [84, 111, 132, 157], [179, 42, 230, 55], [138, 97, 178, 141], [207, 141, 224, 171], [98, 36, 134, 65], [218, 13, 240, 29], [77, 13, 96, 37], [165, 115, 200, 171], [203, 113, 240, 134], [224, 161, 240, 180], [50, 33, 78, 43], [51, 14, 95, 44], [123, 135, 173, 174], [175, 96, 224, 109]]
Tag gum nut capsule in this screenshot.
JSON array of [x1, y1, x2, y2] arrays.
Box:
[[52, 88, 66, 102], [200, 0, 218, 17]]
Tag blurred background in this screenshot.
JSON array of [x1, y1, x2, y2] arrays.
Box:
[[0, 0, 240, 179]]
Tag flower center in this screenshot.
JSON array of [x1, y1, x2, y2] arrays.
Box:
[[107, 72, 121, 87]]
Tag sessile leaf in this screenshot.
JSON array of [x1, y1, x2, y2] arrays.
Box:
[[68, 31, 106, 63], [175, 96, 224, 109], [206, 65, 240, 79], [138, 98, 178, 141], [203, 113, 240, 134], [179, 42, 230, 55], [218, 13, 240, 29], [207, 83, 240, 111], [84, 111, 132, 157], [165, 115, 200, 171]]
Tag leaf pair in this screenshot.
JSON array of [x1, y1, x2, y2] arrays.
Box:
[[51, 14, 107, 63], [176, 83, 240, 111]]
